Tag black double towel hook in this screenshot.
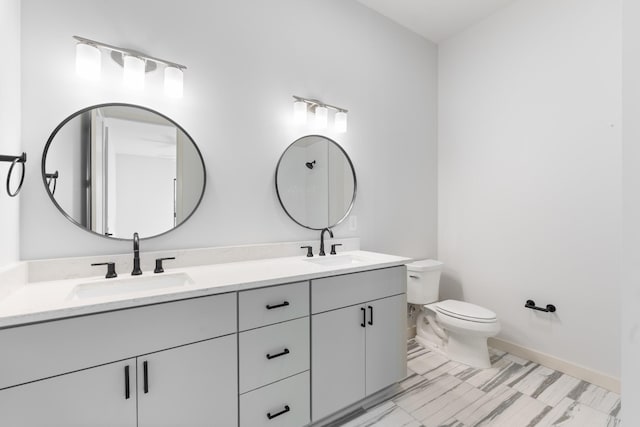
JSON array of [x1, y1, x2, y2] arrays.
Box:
[[525, 299, 556, 313], [0, 152, 27, 197]]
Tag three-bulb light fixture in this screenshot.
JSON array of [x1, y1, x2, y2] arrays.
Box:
[[293, 96, 348, 133], [74, 35, 186, 98]]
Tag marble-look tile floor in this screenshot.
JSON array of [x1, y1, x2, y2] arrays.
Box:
[[333, 340, 621, 427]]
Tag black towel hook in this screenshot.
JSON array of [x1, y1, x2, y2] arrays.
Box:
[[0, 152, 27, 197]]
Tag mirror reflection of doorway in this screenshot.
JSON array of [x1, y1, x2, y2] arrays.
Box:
[[92, 108, 177, 238]]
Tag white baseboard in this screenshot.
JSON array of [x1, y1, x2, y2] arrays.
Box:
[[489, 337, 620, 393]]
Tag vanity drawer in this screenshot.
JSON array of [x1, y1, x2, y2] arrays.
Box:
[[311, 266, 406, 314], [239, 316, 310, 393], [240, 371, 310, 427], [0, 292, 237, 390], [239, 281, 309, 331]]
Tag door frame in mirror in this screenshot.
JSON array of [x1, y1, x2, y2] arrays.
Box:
[[275, 134, 357, 231], [41, 102, 207, 241]]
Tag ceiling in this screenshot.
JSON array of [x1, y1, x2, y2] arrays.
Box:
[[356, 0, 517, 43]]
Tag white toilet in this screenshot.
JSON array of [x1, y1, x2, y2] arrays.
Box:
[[407, 259, 500, 368]]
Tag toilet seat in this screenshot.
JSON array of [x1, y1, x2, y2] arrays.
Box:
[[435, 300, 497, 323]]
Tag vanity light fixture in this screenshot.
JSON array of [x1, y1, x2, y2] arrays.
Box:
[[123, 55, 145, 90], [75, 42, 101, 80], [293, 100, 308, 124], [334, 111, 348, 133], [314, 105, 328, 130], [164, 66, 184, 98], [73, 36, 187, 98], [292, 96, 349, 133]]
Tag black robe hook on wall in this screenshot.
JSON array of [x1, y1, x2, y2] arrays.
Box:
[[0, 152, 27, 197]]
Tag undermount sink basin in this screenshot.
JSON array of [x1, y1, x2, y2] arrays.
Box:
[[304, 254, 367, 267], [68, 273, 194, 300]]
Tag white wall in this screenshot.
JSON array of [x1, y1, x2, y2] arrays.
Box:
[[438, 0, 621, 379], [622, 0, 640, 421], [19, 0, 438, 261], [0, 0, 21, 266]]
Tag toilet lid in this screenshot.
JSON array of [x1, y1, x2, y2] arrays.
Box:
[[435, 300, 497, 323]]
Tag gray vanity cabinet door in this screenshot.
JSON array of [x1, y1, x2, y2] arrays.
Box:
[[137, 334, 238, 427], [365, 294, 407, 395], [311, 305, 366, 422], [0, 359, 137, 427]]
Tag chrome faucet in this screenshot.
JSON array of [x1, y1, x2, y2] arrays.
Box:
[[132, 232, 142, 275], [319, 228, 334, 256]]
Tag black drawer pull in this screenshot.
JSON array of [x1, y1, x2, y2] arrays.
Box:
[[266, 301, 290, 310], [266, 348, 290, 360], [361, 307, 366, 327], [368, 305, 373, 326], [143, 361, 149, 394], [124, 365, 130, 400], [267, 405, 290, 420]]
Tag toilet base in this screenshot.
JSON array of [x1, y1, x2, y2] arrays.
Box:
[[415, 309, 446, 351], [446, 331, 492, 369], [414, 334, 446, 355]]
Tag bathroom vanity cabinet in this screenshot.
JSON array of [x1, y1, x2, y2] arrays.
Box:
[[0, 263, 406, 427], [0, 293, 238, 427], [311, 267, 407, 421]]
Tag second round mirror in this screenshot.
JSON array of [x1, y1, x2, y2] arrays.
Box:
[[275, 135, 356, 230]]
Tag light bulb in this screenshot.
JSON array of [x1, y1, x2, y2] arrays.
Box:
[[75, 43, 101, 80], [123, 55, 145, 90], [293, 101, 307, 124], [314, 106, 328, 130], [164, 66, 184, 98], [335, 111, 348, 133]]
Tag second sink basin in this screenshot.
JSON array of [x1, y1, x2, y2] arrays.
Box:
[[68, 272, 195, 301], [304, 254, 366, 267]]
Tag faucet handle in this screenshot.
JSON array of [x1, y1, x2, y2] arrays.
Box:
[[300, 246, 314, 258], [154, 257, 176, 274], [91, 262, 117, 279], [330, 244, 343, 255]]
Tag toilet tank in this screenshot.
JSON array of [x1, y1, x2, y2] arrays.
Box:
[[406, 259, 443, 305]]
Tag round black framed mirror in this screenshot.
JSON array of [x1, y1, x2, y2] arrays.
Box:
[[42, 103, 206, 240], [275, 135, 356, 230]]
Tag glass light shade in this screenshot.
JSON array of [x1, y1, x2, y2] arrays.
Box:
[[293, 101, 307, 124], [123, 55, 145, 90], [335, 111, 348, 133], [314, 106, 328, 130], [75, 43, 101, 80], [164, 66, 184, 98]]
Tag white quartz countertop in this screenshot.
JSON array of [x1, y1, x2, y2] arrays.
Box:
[[0, 250, 409, 329]]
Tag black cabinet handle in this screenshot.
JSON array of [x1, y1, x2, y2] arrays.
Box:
[[266, 348, 290, 360], [143, 361, 149, 394], [267, 405, 290, 420], [361, 307, 366, 327], [368, 305, 373, 326], [124, 365, 130, 400], [266, 301, 290, 310]]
